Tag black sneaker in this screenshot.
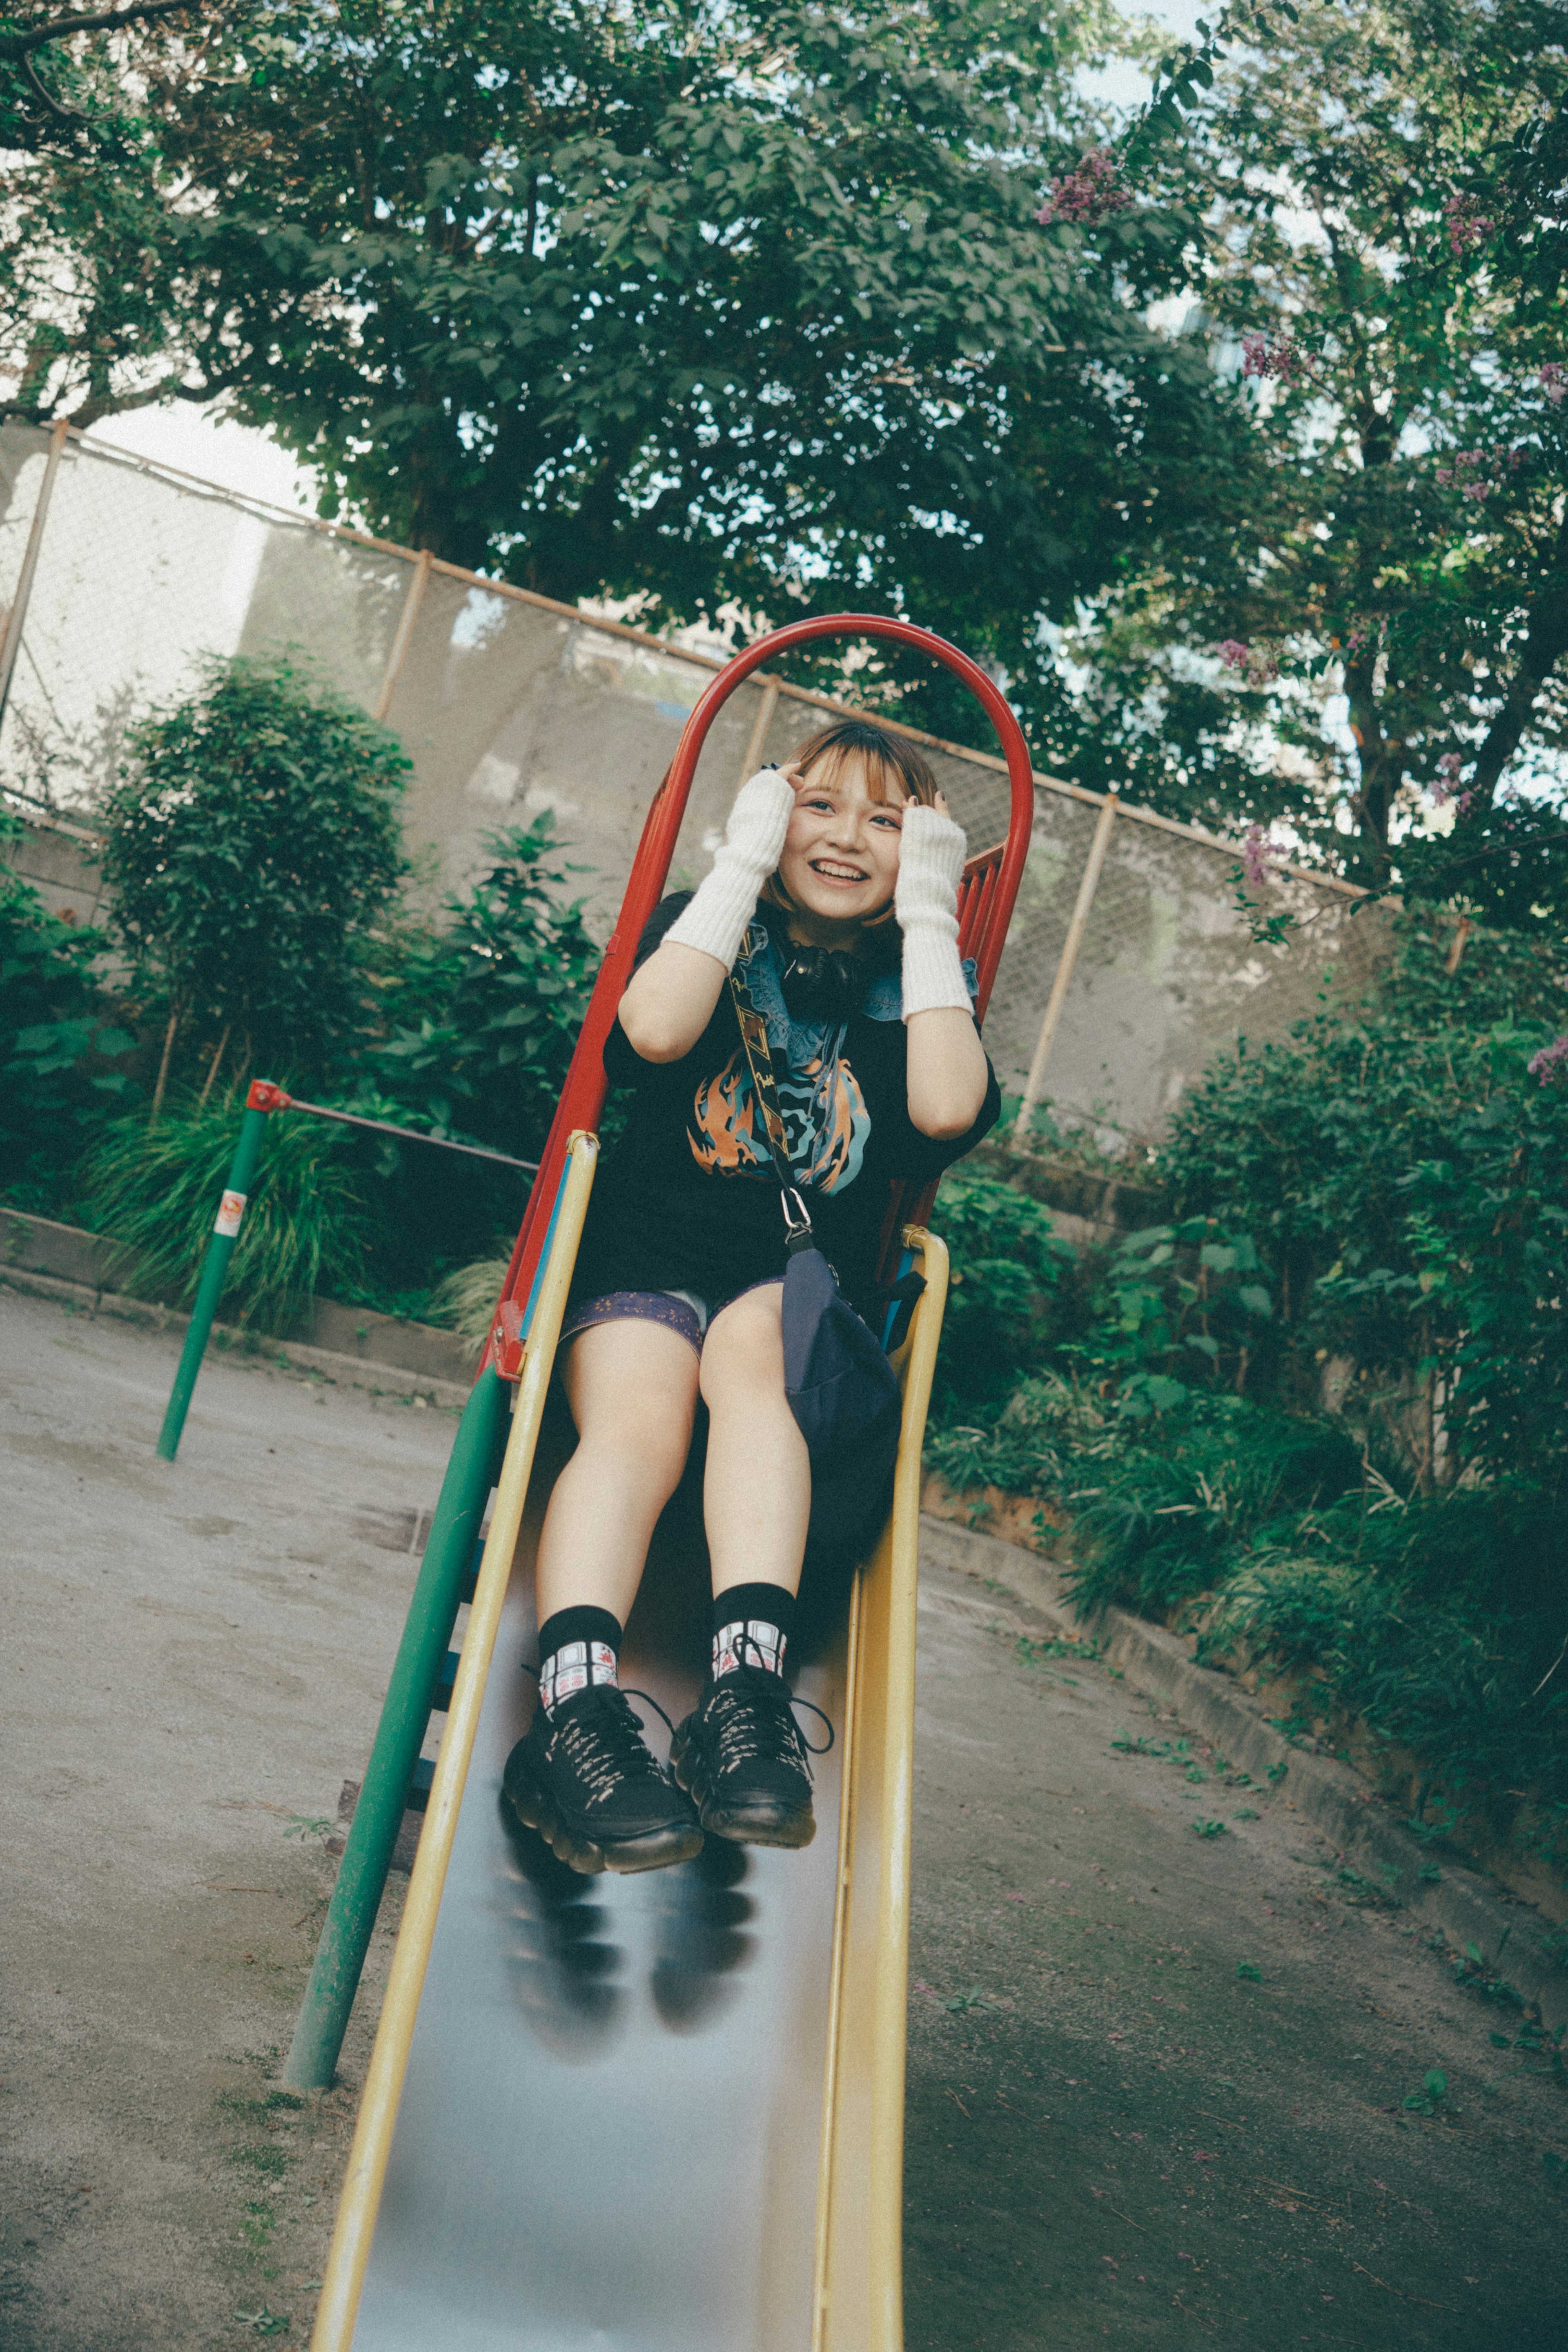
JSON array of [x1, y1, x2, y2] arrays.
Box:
[[503, 1685, 703, 1876], [670, 1644, 833, 1850]]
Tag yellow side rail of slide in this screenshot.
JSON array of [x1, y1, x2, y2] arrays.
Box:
[[310, 1162, 947, 2352], [310, 1130, 600, 2351], [814, 1225, 948, 2352]]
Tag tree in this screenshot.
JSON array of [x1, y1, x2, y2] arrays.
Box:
[[5, 2, 1249, 683], [98, 657, 408, 1104], [1056, 0, 1568, 889]]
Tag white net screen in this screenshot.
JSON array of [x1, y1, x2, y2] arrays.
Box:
[[0, 424, 1390, 1143]]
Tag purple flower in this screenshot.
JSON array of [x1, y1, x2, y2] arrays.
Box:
[[1442, 193, 1492, 256], [1038, 148, 1134, 226], [1439, 447, 1502, 499], [1241, 331, 1304, 385], [1241, 821, 1284, 890], [1218, 638, 1250, 670], [1542, 362, 1566, 407], [1429, 751, 1464, 807], [1527, 1036, 1568, 1086]]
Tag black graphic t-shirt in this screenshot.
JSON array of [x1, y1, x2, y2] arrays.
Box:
[[568, 893, 1001, 1318]]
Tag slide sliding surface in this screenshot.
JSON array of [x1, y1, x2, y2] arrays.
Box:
[[313, 1166, 947, 2352]]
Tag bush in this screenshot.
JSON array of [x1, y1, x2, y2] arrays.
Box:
[[81, 1092, 374, 1331], [1063, 1397, 1362, 1621], [99, 657, 408, 1093], [1157, 914, 1568, 1496], [359, 816, 597, 1159], [931, 1167, 1076, 1407], [1, 812, 137, 1202]]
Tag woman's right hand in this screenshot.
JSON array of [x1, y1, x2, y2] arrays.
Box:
[[643, 766, 798, 1044], [722, 765, 798, 879]]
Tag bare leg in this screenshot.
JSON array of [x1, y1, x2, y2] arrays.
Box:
[[699, 1283, 810, 1600], [535, 1319, 700, 1627]]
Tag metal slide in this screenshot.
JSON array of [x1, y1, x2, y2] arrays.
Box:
[[311, 1128, 949, 2352], [304, 610, 1033, 2351]]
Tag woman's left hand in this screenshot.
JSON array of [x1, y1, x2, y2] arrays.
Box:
[[894, 794, 968, 929]]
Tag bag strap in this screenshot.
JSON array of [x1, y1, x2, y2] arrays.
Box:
[[729, 934, 815, 1250]]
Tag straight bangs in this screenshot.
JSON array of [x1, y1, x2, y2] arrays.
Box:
[[788, 715, 940, 809], [758, 713, 941, 943]]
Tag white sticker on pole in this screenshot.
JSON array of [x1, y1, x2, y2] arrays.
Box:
[[214, 1190, 247, 1238]]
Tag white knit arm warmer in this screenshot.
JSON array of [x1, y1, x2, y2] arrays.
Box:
[[894, 805, 971, 1019], [664, 767, 796, 970]]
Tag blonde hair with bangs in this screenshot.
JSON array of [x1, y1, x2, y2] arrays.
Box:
[[759, 715, 940, 937]]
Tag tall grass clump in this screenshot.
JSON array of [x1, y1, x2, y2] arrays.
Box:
[[82, 1093, 374, 1331], [425, 1249, 512, 1357]]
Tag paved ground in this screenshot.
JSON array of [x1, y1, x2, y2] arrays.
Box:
[[4, 1284, 1566, 2349]]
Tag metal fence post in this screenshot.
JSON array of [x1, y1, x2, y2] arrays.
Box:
[[155, 1079, 277, 1460], [373, 548, 432, 723], [1013, 786, 1120, 1138], [282, 1365, 507, 2091], [0, 416, 70, 732]]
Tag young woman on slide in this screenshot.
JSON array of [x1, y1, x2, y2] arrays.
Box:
[[503, 716, 1001, 1875]]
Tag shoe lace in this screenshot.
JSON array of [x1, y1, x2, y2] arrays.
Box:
[[553, 1685, 677, 1807], [707, 1633, 835, 1779]]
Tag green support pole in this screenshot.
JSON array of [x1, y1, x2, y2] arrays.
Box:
[[156, 1098, 272, 1462], [282, 1365, 508, 2091]]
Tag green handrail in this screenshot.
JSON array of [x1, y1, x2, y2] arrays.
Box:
[[282, 1366, 506, 2091]]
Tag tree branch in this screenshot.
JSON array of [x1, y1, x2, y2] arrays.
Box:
[[1468, 506, 1568, 807], [0, 0, 204, 62]]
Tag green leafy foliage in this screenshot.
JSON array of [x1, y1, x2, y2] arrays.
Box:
[[0, 811, 137, 1203], [1158, 917, 1568, 1497], [98, 658, 408, 1087], [932, 1168, 1076, 1407], [332, 817, 601, 1295], [1051, 0, 1568, 880], [1403, 2066, 1450, 2117], [80, 1091, 374, 1332], [361, 819, 597, 1158], [5, 0, 1245, 763], [1067, 1400, 1361, 1620]]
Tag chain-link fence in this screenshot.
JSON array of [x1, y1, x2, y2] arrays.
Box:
[[0, 422, 1390, 1143]]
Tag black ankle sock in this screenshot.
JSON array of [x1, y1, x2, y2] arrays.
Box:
[[537, 1605, 622, 1714], [711, 1583, 796, 1681]]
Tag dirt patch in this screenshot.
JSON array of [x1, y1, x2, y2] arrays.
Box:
[[1, 1289, 449, 2349]]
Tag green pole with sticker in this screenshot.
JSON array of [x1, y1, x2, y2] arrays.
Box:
[[155, 1080, 281, 1462]]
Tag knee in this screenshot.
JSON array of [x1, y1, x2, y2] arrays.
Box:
[[700, 1296, 785, 1404], [576, 1400, 693, 1487]]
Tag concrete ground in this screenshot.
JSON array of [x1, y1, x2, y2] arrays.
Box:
[[4, 1284, 1565, 2349]]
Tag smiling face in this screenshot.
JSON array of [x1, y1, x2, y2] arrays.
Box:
[[774, 753, 908, 938]]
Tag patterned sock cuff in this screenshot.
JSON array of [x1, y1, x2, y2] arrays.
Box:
[[540, 1638, 619, 1713], [712, 1618, 788, 1679]]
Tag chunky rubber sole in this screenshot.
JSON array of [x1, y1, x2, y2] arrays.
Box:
[[669, 1729, 816, 1850], [502, 1748, 703, 1877]]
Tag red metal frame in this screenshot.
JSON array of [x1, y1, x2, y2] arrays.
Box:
[[483, 613, 1035, 1376]]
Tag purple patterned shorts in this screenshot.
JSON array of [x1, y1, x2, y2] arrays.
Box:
[[559, 1287, 710, 1357], [559, 1280, 782, 1359]]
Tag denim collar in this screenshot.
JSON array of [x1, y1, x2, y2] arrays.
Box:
[[737, 918, 977, 1066]]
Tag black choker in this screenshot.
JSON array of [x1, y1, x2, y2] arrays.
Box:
[[780, 944, 867, 1021]]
